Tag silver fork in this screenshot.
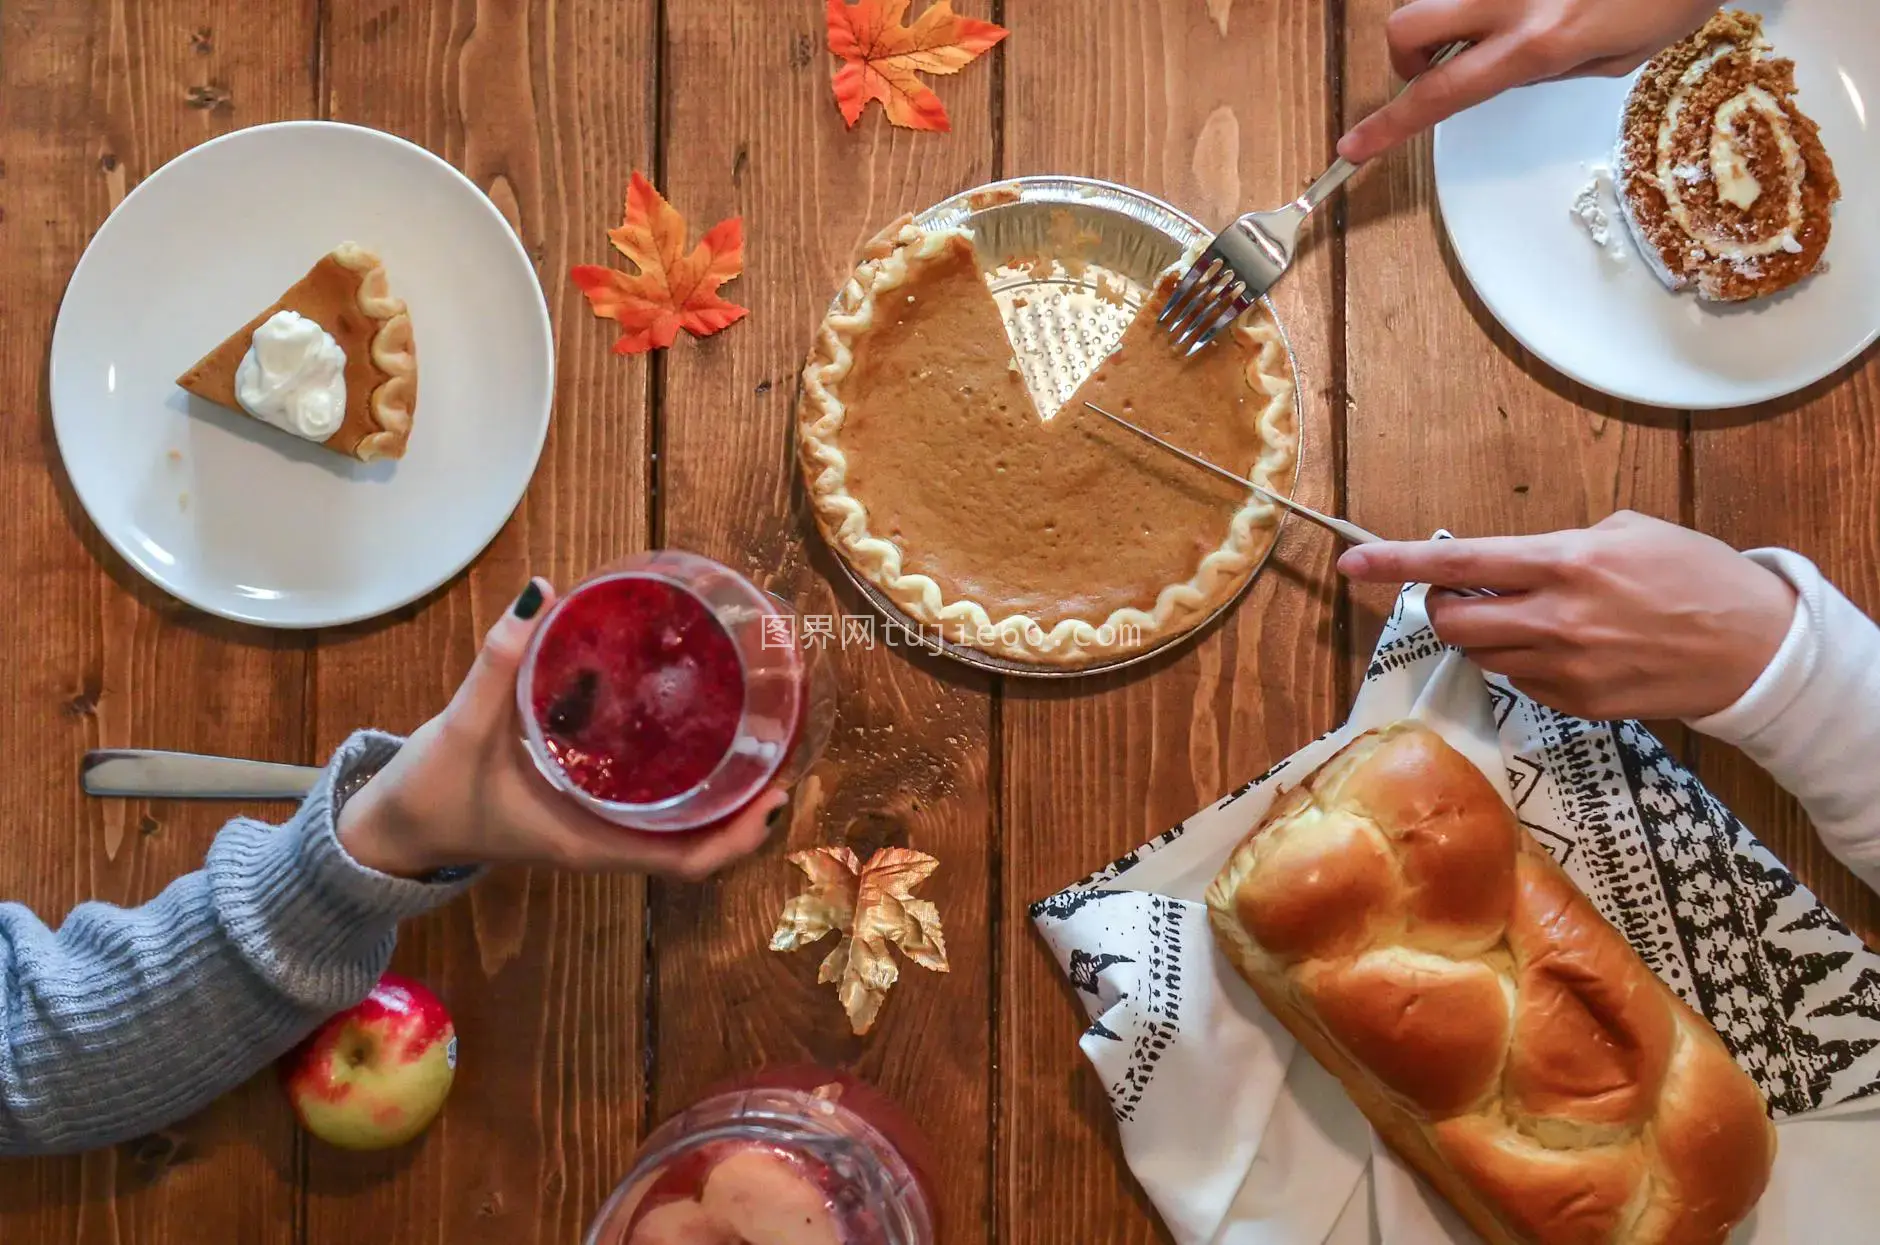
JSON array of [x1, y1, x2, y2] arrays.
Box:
[[1160, 40, 1472, 354]]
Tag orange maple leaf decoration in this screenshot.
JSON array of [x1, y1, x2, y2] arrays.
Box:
[[571, 171, 748, 355], [826, 0, 1007, 132]]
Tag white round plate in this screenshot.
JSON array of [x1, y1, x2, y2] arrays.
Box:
[[1433, 2, 1878, 409], [51, 121, 553, 627]]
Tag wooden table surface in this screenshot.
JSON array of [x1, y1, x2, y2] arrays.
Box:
[[1, 1, 1874, 1241]]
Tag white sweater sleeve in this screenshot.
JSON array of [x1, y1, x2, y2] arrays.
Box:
[[1689, 549, 1880, 894]]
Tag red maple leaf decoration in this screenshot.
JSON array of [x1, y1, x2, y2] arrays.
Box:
[[571, 171, 748, 355], [826, 0, 1007, 132]]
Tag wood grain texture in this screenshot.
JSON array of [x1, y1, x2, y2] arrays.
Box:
[[650, 2, 996, 1239], [1693, 367, 1880, 945], [998, 2, 1340, 1240], [3, 4, 1875, 1245], [0, 2, 314, 1242], [303, 3, 653, 1243]]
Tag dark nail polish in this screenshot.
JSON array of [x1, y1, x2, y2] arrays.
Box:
[[766, 803, 789, 831], [513, 580, 544, 619]]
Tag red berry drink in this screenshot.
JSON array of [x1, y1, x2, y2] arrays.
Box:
[[585, 1069, 935, 1245], [518, 551, 833, 832], [527, 576, 743, 804]]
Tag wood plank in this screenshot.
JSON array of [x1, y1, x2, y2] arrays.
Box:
[[998, 2, 1340, 1240], [1693, 369, 1880, 945], [303, 3, 654, 1242], [0, 2, 314, 1241], [651, 2, 996, 1239], [1339, 0, 1687, 717]]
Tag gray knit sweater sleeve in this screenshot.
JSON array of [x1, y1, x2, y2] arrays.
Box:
[[0, 731, 474, 1156]]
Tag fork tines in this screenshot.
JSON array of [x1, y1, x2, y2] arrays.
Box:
[[1158, 252, 1252, 356]]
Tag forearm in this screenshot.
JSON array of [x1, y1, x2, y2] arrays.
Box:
[[1691, 551, 1880, 892], [0, 732, 474, 1155]]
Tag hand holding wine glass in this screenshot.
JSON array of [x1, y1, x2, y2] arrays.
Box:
[[336, 578, 787, 882]]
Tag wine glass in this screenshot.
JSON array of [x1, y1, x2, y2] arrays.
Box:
[[516, 550, 835, 832]]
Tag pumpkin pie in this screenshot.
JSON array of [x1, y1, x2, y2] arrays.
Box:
[[799, 219, 1298, 667], [177, 243, 418, 461]]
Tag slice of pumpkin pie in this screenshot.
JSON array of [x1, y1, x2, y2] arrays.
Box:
[[178, 243, 417, 461], [798, 219, 1298, 668]]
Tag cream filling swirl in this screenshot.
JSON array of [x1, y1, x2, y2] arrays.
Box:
[[1656, 47, 1806, 259]]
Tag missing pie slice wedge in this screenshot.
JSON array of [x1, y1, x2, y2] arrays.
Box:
[[798, 218, 1299, 668], [177, 243, 418, 461]]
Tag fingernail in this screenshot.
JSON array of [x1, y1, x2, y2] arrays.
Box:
[[766, 802, 789, 831], [513, 579, 545, 619]]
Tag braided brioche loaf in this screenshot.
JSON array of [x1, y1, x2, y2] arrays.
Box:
[[1205, 722, 1775, 1245]]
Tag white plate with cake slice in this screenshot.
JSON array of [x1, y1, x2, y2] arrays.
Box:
[[1433, 4, 1877, 410], [50, 121, 553, 627]]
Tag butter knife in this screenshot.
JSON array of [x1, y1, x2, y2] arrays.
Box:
[[81, 750, 319, 800]]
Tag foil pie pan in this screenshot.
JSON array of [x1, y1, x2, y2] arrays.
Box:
[[813, 175, 1304, 680]]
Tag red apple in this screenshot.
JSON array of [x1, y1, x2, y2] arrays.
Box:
[[280, 972, 457, 1150]]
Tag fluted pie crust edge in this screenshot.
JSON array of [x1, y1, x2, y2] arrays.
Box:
[[797, 218, 1299, 667], [332, 243, 419, 462]]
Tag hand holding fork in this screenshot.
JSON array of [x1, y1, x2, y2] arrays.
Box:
[[1159, 41, 1470, 354]]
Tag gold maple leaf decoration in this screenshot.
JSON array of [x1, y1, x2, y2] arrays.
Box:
[[770, 846, 948, 1035]]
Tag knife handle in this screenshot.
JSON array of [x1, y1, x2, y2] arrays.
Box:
[[81, 750, 320, 800]]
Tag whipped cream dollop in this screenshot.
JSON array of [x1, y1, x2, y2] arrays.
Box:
[[234, 310, 347, 441], [1570, 162, 1628, 261]]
